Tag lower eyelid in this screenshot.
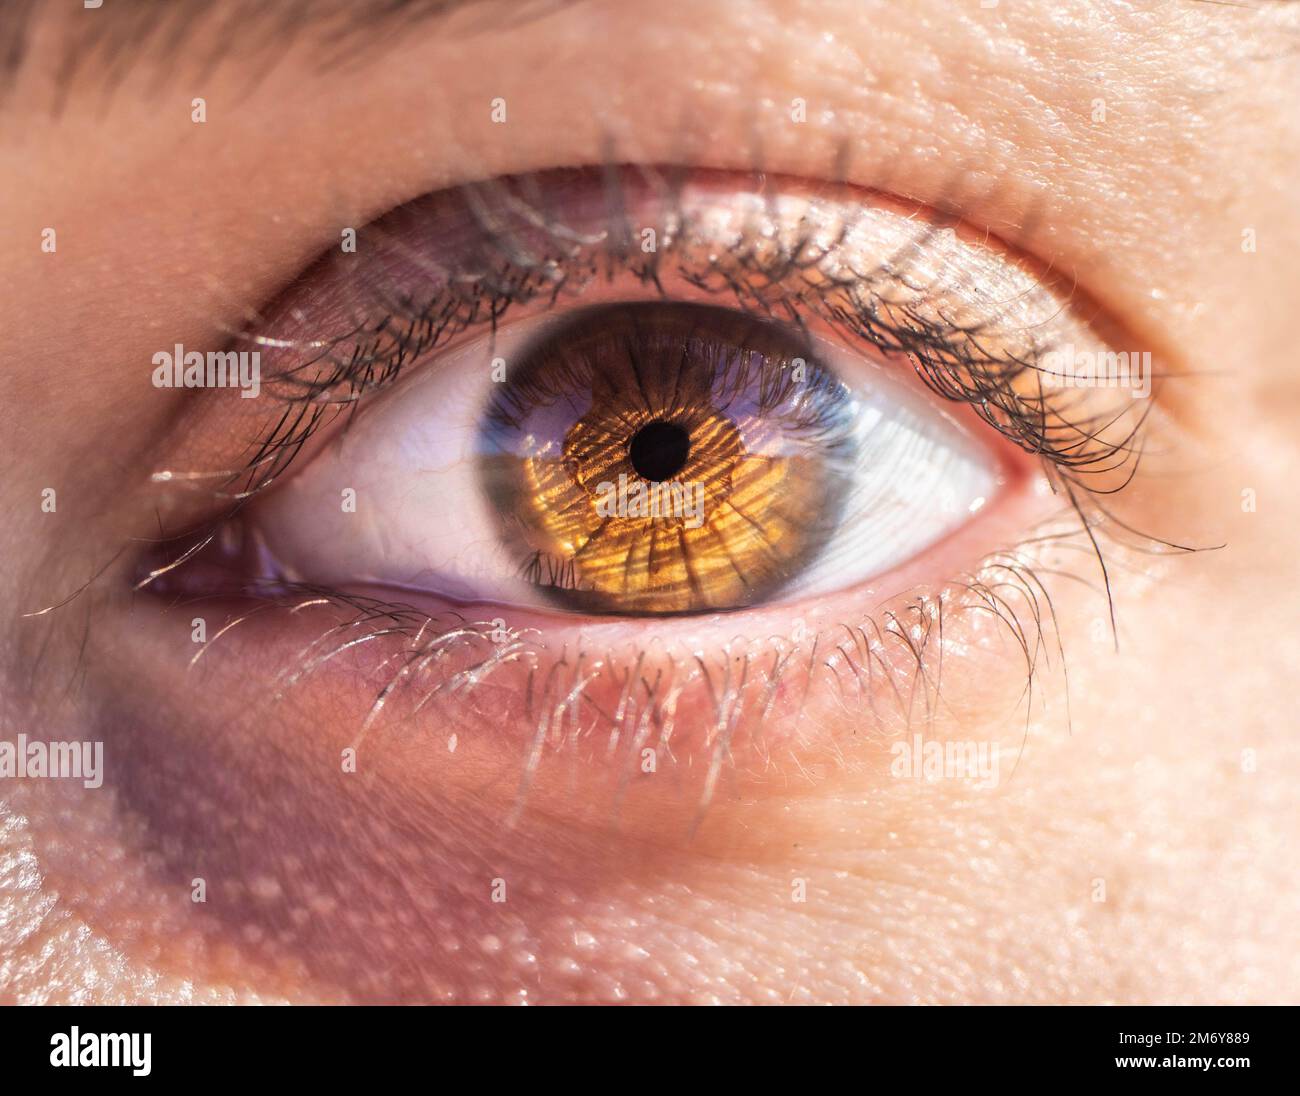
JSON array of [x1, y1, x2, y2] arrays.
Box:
[[139, 444, 1054, 822]]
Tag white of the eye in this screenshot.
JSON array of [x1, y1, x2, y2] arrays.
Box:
[[779, 337, 999, 600], [255, 328, 543, 604]]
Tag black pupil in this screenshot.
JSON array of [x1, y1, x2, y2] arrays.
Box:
[[629, 420, 691, 482]]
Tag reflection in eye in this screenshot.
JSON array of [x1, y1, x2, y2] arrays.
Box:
[[483, 301, 856, 614]]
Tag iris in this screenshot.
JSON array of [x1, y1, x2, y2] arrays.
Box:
[[479, 301, 857, 614]]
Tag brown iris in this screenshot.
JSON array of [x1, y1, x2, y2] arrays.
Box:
[[480, 302, 854, 614]]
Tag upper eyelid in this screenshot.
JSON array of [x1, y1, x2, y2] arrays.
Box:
[[245, 165, 1042, 403], [229, 167, 1152, 498]]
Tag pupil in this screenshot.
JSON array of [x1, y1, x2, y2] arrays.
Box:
[[628, 420, 690, 482]]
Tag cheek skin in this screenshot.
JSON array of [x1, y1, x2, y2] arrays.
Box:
[[14, 514, 1289, 1005], [6, 622, 1009, 1004], [0, 476, 1120, 1004]]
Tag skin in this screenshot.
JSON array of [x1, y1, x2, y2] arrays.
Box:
[[1, 0, 1298, 1004]]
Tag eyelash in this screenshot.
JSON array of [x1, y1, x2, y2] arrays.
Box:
[[214, 166, 1139, 505], [132, 164, 1196, 814]]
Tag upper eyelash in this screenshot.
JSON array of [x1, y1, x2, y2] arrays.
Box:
[[217, 165, 1147, 508], [139, 163, 1189, 633]]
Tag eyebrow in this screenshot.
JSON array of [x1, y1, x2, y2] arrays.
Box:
[[2, 0, 1291, 115], [1, 0, 570, 109]]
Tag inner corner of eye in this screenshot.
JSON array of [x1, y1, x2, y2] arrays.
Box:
[[246, 294, 1002, 619]]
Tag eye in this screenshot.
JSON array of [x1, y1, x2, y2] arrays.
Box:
[[168, 166, 1121, 628], [252, 298, 1000, 615], [126, 162, 1163, 843]]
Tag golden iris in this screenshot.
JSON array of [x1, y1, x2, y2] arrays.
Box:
[[480, 302, 856, 614]]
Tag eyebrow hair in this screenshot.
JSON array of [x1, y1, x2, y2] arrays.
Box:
[[0, 0, 570, 110], [2, 0, 1292, 115]]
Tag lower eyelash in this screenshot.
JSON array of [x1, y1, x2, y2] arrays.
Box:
[[164, 508, 1195, 824]]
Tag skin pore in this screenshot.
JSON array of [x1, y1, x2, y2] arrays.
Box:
[[1, 0, 1299, 1003]]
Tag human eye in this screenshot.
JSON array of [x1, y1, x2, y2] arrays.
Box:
[[253, 293, 1003, 614], [235, 174, 1025, 616], [143, 166, 1155, 807]]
